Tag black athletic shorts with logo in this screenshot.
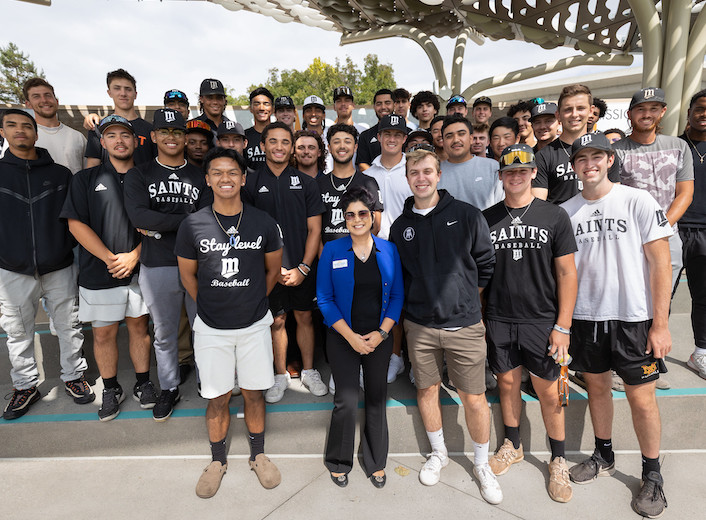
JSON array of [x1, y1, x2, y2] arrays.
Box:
[[569, 319, 664, 386], [486, 320, 560, 381], [268, 262, 317, 315]]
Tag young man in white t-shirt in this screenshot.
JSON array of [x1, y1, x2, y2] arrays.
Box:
[[561, 132, 672, 519]]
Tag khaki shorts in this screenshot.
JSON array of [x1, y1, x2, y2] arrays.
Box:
[[193, 311, 275, 399], [78, 281, 148, 327], [404, 320, 487, 395]]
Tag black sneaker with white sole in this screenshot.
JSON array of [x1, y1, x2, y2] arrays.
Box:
[[133, 381, 158, 409], [98, 386, 125, 422], [3, 386, 41, 420], [153, 388, 180, 421], [64, 375, 96, 404]]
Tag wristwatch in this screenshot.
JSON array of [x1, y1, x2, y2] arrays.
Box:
[[377, 328, 389, 340]]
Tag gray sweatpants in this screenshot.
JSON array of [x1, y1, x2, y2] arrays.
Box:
[[0, 266, 86, 390], [139, 265, 195, 391]]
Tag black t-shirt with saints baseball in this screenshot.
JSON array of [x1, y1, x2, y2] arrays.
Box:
[[316, 170, 384, 244], [124, 160, 212, 268], [482, 198, 577, 322], [244, 127, 267, 170], [533, 137, 620, 204], [174, 204, 283, 329]]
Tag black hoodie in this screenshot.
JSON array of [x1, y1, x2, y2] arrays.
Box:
[[0, 148, 74, 276], [389, 190, 495, 328]]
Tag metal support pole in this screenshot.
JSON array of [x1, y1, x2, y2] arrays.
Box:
[[341, 27, 450, 91], [680, 7, 706, 131], [459, 54, 634, 101], [627, 0, 663, 87], [661, 0, 692, 135]]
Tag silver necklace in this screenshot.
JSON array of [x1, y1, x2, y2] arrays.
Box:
[[558, 139, 572, 158], [331, 171, 355, 192], [212, 205, 243, 247], [685, 133, 706, 164], [504, 198, 535, 227]]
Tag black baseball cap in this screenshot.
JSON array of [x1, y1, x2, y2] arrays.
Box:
[[333, 86, 354, 101], [406, 129, 434, 145], [529, 102, 558, 121], [377, 114, 408, 134], [153, 108, 186, 130], [570, 132, 613, 162], [274, 96, 295, 111], [629, 87, 666, 109], [473, 96, 492, 108], [217, 120, 246, 138], [499, 143, 536, 171], [98, 114, 135, 135], [164, 89, 189, 106], [200, 78, 225, 96]]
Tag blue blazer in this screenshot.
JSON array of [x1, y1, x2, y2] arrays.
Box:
[[317, 234, 404, 330]]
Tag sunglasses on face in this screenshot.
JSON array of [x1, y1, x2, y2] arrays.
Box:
[[344, 210, 371, 221], [407, 142, 435, 153], [156, 128, 185, 137]]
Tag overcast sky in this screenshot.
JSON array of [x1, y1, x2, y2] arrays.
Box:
[[1, 0, 641, 106]]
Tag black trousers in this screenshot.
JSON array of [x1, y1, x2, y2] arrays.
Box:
[[324, 329, 392, 476], [680, 227, 706, 350]]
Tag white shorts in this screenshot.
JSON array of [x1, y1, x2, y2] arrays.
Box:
[[78, 281, 149, 328], [193, 311, 275, 399]]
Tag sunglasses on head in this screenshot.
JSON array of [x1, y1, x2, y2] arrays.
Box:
[[407, 142, 436, 153], [165, 90, 187, 101]]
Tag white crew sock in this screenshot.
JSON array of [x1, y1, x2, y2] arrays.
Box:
[[426, 428, 447, 457], [473, 440, 490, 466], [694, 347, 706, 356]]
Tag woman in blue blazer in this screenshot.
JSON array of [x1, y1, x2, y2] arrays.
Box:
[[317, 185, 404, 489]]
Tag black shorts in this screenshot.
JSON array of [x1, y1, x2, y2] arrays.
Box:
[[569, 319, 664, 386], [268, 265, 316, 315], [486, 320, 560, 381]]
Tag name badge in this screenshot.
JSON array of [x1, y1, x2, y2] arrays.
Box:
[[332, 259, 348, 269]]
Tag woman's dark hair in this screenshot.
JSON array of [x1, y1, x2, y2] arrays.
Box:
[[340, 185, 376, 213], [203, 146, 247, 175]]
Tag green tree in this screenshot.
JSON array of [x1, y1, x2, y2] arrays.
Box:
[[231, 54, 396, 106], [0, 42, 45, 103]]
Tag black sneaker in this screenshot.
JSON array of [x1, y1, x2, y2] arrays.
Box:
[[179, 363, 193, 385], [64, 375, 96, 404], [569, 449, 615, 484], [133, 381, 158, 409], [632, 471, 667, 518], [3, 387, 41, 420], [98, 386, 125, 422], [153, 388, 180, 422]]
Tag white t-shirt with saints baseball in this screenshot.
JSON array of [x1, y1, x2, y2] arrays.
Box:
[[561, 184, 672, 322]]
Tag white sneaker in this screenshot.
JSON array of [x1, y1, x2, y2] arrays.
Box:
[[473, 463, 503, 505], [301, 369, 328, 396], [265, 373, 290, 403], [233, 370, 241, 396], [687, 352, 706, 380], [387, 353, 405, 383], [328, 374, 335, 395], [419, 451, 449, 486]]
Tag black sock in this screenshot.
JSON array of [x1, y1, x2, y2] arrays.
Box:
[[505, 425, 521, 449], [210, 438, 227, 465], [248, 431, 265, 461], [595, 436, 614, 463], [549, 437, 565, 460], [642, 455, 660, 476], [103, 376, 120, 390], [135, 371, 150, 386]]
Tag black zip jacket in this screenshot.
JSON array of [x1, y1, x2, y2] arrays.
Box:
[[0, 148, 74, 276], [389, 190, 495, 328]]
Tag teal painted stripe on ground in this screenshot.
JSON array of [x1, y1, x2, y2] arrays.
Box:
[[2, 386, 705, 425]]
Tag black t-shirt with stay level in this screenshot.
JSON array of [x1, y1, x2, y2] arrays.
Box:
[[175, 204, 283, 329], [482, 198, 577, 322], [316, 170, 384, 244], [85, 117, 156, 168], [244, 127, 267, 171], [533, 137, 620, 204], [242, 164, 325, 269], [123, 160, 212, 267], [60, 162, 141, 290], [356, 123, 381, 166]]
